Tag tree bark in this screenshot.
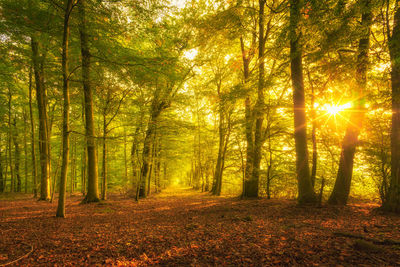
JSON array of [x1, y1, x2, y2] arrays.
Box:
[[124, 130, 128, 186], [384, 2, 400, 212], [8, 89, 14, 193], [0, 146, 4, 192], [244, 0, 266, 198], [79, 0, 99, 203], [31, 37, 50, 201], [131, 127, 139, 194], [101, 113, 107, 201], [28, 65, 38, 197], [139, 120, 155, 198], [290, 0, 317, 204], [309, 73, 317, 188], [56, 0, 73, 217], [12, 118, 21, 192], [328, 0, 372, 205], [138, 89, 169, 198], [23, 109, 28, 193], [213, 107, 224, 196]]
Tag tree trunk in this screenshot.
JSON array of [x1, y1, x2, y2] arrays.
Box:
[[81, 98, 87, 195], [28, 65, 38, 197], [8, 89, 14, 193], [4, 139, 8, 192], [139, 100, 166, 198], [139, 123, 154, 198], [240, 35, 255, 198], [101, 113, 107, 201], [70, 136, 76, 194], [213, 111, 224, 195], [23, 109, 28, 193], [290, 0, 317, 204], [56, 0, 73, 217], [31, 37, 50, 201], [328, 0, 371, 205], [244, 0, 266, 198], [0, 149, 4, 193], [79, 0, 99, 203], [266, 132, 272, 199], [13, 118, 21, 192], [309, 72, 317, 188], [124, 130, 128, 186], [384, 2, 400, 212], [131, 127, 139, 194]]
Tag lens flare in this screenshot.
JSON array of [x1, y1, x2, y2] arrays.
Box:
[[323, 102, 351, 116]]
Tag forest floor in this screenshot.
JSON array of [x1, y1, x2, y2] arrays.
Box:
[[1, 188, 400, 266]]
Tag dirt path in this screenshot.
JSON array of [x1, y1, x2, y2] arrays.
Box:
[[1, 188, 399, 266]]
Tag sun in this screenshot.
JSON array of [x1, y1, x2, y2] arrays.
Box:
[[323, 103, 352, 116]]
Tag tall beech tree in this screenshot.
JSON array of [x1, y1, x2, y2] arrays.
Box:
[[289, 0, 317, 204], [243, 0, 267, 198], [31, 34, 51, 200], [28, 66, 38, 197], [384, 1, 400, 212], [56, 0, 74, 217], [328, 0, 372, 205], [79, 0, 100, 203]]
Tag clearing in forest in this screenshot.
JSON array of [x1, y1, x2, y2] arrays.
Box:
[[0, 188, 400, 266]]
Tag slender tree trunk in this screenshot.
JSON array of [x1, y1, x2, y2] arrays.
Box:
[[147, 153, 153, 196], [56, 0, 73, 217], [290, 0, 317, 204], [309, 72, 317, 188], [0, 149, 4, 193], [131, 127, 139, 193], [23, 109, 28, 193], [124, 130, 128, 186], [28, 66, 38, 197], [384, 2, 400, 212], [240, 38, 254, 195], [81, 98, 87, 195], [4, 135, 8, 192], [70, 136, 76, 194], [79, 0, 99, 203], [218, 118, 230, 195], [204, 161, 209, 192], [50, 151, 62, 203], [266, 133, 272, 199], [31, 37, 50, 201], [8, 89, 15, 193], [101, 113, 107, 201], [163, 161, 167, 189], [13, 118, 21, 192], [81, 144, 86, 194], [328, 0, 371, 205]]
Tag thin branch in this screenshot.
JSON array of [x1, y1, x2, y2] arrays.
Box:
[[2, 243, 34, 266]]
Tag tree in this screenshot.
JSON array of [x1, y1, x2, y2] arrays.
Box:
[[31, 34, 51, 200], [56, 0, 74, 218], [383, 0, 400, 212], [328, 0, 372, 205], [79, 0, 100, 203], [289, 0, 317, 204]]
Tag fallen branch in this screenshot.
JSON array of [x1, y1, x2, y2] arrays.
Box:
[[333, 231, 400, 246], [0, 243, 34, 267]]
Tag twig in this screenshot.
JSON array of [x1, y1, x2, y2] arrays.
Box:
[[0, 242, 34, 267]]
